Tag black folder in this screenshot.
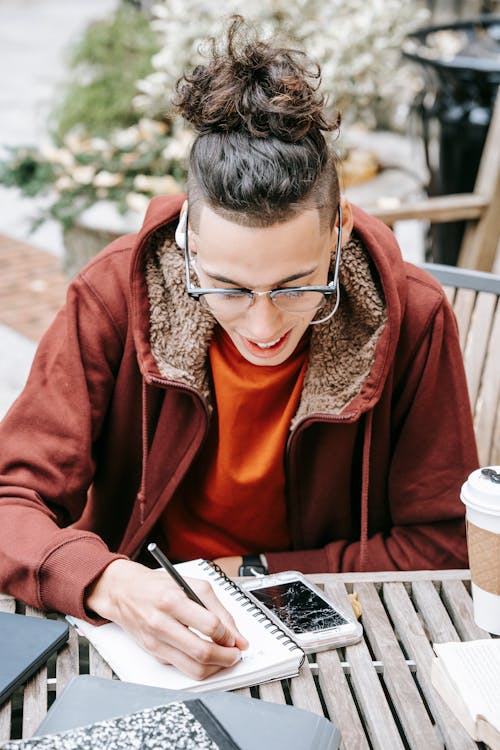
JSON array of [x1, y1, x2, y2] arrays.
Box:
[[0, 612, 69, 705], [35, 675, 341, 750]]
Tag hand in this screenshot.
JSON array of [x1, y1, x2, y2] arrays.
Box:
[[85, 559, 248, 680], [212, 556, 243, 577]]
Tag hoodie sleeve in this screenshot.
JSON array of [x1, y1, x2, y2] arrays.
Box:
[[266, 283, 479, 574], [0, 258, 130, 620]]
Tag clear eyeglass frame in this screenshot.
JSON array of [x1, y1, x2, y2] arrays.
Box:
[[183, 204, 342, 324]]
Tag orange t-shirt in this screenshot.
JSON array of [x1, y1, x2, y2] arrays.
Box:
[[161, 327, 309, 560]]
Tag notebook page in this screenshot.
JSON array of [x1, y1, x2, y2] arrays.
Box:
[[67, 559, 302, 692]]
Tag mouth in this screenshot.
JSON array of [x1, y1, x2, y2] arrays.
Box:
[[254, 336, 282, 349], [241, 330, 291, 357]]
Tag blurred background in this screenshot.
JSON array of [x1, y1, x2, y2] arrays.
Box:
[[0, 0, 499, 417]]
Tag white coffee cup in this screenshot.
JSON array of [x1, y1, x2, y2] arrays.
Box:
[[460, 466, 500, 635]]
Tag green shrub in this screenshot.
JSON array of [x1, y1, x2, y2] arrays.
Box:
[[50, 5, 159, 141]]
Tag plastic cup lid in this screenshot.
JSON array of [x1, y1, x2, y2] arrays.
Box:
[[461, 466, 500, 516]]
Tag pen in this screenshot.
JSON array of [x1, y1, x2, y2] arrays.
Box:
[[147, 542, 207, 609]]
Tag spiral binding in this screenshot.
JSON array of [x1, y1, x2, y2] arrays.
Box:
[[199, 560, 305, 667]]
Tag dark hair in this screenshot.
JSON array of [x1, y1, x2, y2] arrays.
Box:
[[174, 16, 341, 231]]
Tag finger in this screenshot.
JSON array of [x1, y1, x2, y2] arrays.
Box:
[[172, 592, 249, 650], [142, 613, 243, 669], [153, 641, 239, 682], [176, 579, 249, 649]]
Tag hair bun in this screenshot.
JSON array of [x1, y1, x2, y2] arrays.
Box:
[[174, 16, 339, 142]]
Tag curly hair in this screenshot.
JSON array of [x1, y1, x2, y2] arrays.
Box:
[[174, 16, 341, 230]]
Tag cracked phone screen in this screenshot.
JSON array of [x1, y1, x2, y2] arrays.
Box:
[[247, 580, 348, 634]]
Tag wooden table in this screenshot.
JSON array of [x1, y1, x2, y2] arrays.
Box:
[[0, 570, 493, 749]]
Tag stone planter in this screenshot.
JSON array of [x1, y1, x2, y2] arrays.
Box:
[[62, 201, 144, 277]]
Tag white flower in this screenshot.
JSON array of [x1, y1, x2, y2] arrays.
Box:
[[63, 130, 88, 153], [71, 166, 96, 185], [111, 126, 141, 149], [126, 192, 151, 214], [161, 126, 194, 162], [133, 174, 180, 194], [135, 0, 428, 128], [93, 170, 123, 188], [55, 176, 76, 191], [138, 118, 168, 138], [38, 144, 75, 168], [90, 137, 112, 153]]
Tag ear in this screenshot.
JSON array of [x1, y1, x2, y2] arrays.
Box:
[[338, 196, 353, 246], [174, 200, 188, 249]]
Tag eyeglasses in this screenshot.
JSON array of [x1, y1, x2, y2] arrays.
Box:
[[183, 205, 342, 322]]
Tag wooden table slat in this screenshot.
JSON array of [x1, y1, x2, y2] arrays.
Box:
[[316, 648, 370, 750], [1, 573, 486, 748], [88, 643, 114, 679], [21, 607, 48, 739], [258, 680, 287, 704], [325, 582, 405, 750], [412, 580, 459, 644], [0, 595, 16, 613], [355, 582, 443, 750], [288, 660, 324, 717], [0, 703, 12, 744], [440, 579, 492, 642], [383, 582, 477, 750], [308, 569, 470, 586], [55, 618, 80, 696]]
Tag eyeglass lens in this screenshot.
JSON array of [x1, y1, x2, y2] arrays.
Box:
[[198, 289, 328, 315]]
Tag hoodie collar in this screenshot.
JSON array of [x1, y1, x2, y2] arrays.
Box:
[[130, 196, 407, 421]]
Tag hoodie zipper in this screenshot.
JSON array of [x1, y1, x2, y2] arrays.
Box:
[[286, 408, 373, 571], [285, 411, 357, 548], [135, 373, 210, 528]]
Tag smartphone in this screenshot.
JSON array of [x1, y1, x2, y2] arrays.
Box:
[[241, 571, 362, 653]]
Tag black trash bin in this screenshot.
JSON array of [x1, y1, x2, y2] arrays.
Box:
[[403, 15, 500, 265]]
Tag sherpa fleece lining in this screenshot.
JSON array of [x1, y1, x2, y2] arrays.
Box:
[[145, 225, 387, 421]]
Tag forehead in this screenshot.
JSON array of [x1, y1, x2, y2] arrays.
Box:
[[193, 205, 328, 283]]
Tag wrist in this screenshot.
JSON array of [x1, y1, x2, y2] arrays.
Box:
[[85, 559, 131, 620], [238, 554, 268, 576]]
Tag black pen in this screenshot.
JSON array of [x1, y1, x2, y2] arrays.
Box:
[[147, 542, 207, 609]]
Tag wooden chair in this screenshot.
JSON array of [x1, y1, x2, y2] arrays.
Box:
[[369, 92, 500, 273], [422, 262, 500, 464]]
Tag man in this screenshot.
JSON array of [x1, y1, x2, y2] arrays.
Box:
[[0, 21, 478, 678]]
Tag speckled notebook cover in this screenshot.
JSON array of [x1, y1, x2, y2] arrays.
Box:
[[3, 700, 240, 750]]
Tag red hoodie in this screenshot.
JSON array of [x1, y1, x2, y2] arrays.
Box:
[[0, 195, 478, 621]]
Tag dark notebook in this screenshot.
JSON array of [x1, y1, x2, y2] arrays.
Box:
[[34, 675, 340, 750], [4, 700, 241, 750], [0, 612, 69, 705]]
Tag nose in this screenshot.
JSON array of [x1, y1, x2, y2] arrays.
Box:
[[243, 292, 284, 340]]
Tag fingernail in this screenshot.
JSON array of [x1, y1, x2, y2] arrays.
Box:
[[231, 651, 242, 665]]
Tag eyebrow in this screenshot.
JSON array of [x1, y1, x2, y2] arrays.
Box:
[[199, 266, 318, 288]]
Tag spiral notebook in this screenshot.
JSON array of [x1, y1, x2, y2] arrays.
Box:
[[67, 559, 305, 692]]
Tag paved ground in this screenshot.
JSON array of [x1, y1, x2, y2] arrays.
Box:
[[0, 0, 118, 418]]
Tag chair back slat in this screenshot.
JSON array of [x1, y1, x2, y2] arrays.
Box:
[[451, 288, 476, 351], [421, 263, 500, 466], [443, 285, 456, 306], [492, 404, 500, 468], [461, 292, 497, 410], [473, 301, 500, 466]]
